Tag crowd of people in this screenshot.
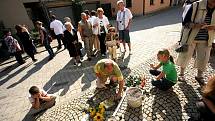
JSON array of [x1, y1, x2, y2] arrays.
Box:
[[2, 0, 215, 120], [3, 0, 132, 66]]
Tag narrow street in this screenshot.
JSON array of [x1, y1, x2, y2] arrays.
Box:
[[1, 7, 210, 121]]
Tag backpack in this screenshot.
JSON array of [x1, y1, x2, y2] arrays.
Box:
[[175, 2, 199, 53]]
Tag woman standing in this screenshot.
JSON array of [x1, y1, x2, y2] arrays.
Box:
[[15, 25, 37, 62], [94, 8, 110, 57], [35, 21, 54, 61], [3, 30, 25, 65], [63, 22, 82, 66]]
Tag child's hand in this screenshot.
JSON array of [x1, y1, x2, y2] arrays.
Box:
[[38, 93, 42, 99]]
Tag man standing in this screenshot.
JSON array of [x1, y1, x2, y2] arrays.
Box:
[[78, 13, 93, 61], [90, 10, 100, 53], [177, 0, 215, 85], [50, 15, 65, 49], [94, 59, 124, 99], [116, 0, 133, 54]]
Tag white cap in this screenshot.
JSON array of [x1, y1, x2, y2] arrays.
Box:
[[117, 0, 124, 5]]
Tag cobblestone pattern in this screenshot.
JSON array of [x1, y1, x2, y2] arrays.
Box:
[[0, 7, 185, 121], [37, 88, 117, 121], [37, 47, 215, 121]]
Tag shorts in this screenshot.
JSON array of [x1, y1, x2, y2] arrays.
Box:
[[119, 30, 130, 43]]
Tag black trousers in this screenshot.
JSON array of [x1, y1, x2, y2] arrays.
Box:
[[98, 33, 107, 55], [14, 51, 24, 64], [150, 70, 175, 91], [56, 34, 66, 48], [25, 49, 35, 60]]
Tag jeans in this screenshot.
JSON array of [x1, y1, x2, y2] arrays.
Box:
[[150, 70, 175, 91], [98, 33, 107, 55], [44, 41, 54, 58]]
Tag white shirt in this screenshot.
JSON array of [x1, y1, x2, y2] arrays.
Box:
[[50, 19, 64, 35], [90, 16, 99, 35], [116, 8, 133, 30], [28, 89, 47, 104], [95, 15, 110, 35]]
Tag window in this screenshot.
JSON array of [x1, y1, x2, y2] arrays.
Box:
[[150, 0, 154, 5], [161, 0, 164, 4], [126, 0, 132, 8]]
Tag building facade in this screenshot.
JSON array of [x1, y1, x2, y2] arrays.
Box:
[[0, 0, 172, 32], [84, 0, 171, 17]]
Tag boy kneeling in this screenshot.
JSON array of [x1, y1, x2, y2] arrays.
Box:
[[28, 86, 56, 115]]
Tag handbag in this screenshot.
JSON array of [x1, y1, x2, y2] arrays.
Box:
[[105, 33, 118, 47], [106, 40, 117, 47], [75, 41, 82, 49], [175, 2, 199, 53]]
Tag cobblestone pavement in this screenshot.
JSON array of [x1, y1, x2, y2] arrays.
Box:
[[0, 7, 205, 121], [37, 47, 215, 121]]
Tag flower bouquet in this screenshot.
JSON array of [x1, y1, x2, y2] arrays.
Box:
[[125, 75, 146, 88]]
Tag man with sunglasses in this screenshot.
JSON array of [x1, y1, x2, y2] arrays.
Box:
[[94, 59, 124, 99]]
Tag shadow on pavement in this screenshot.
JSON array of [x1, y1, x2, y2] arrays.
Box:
[[151, 88, 182, 120], [209, 56, 215, 69], [178, 81, 201, 119], [0, 62, 32, 86], [43, 56, 102, 96], [124, 105, 143, 120], [6, 56, 49, 89], [22, 109, 46, 121]]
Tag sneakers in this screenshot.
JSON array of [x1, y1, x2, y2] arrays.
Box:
[[195, 77, 206, 86], [77, 61, 82, 66], [87, 58, 92, 61], [32, 59, 38, 62], [48, 57, 53, 61], [129, 51, 132, 55], [74, 61, 82, 66]]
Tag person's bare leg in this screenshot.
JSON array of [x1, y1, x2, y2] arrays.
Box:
[[123, 41, 126, 52], [128, 43, 131, 51], [179, 67, 185, 81]]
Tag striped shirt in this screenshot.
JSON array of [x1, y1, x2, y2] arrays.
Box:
[[195, 7, 214, 41]]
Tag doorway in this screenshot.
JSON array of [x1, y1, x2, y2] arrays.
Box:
[[101, 3, 112, 18]]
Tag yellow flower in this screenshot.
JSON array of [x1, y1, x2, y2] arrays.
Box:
[[100, 108, 105, 115], [93, 113, 104, 121], [99, 103, 105, 109], [99, 103, 105, 115], [89, 108, 96, 117]]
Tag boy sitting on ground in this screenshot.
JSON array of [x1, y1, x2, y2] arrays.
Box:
[[28, 86, 56, 115]]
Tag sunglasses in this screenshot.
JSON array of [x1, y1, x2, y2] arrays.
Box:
[[109, 30, 115, 32]]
